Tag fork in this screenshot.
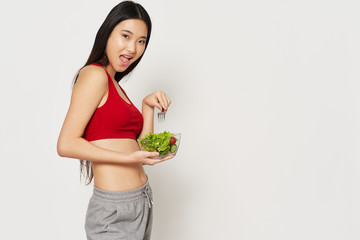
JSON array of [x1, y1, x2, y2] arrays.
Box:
[[157, 107, 166, 123]]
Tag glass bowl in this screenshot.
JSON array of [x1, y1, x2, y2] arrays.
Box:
[[138, 133, 181, 159]]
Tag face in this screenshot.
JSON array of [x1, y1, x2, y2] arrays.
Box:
[[105, 19, 148, 76]]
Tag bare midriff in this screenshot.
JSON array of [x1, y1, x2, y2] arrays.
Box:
[[90, 138, 147, 191]]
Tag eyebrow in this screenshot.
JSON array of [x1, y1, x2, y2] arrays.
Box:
[[121, 30, 147, 39]]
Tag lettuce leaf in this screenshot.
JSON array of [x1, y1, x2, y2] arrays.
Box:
[[138, 131, 174, 156]]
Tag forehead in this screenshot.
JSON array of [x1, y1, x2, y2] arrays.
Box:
[[113, 19, 148, 36]]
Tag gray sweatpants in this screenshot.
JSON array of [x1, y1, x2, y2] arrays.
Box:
[[85, 181, 153, 240]]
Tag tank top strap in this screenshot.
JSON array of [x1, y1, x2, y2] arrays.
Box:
[[90, 63, 112, 80], [90, 63, 117, 95]]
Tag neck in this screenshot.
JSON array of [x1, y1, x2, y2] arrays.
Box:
[[105, 64, 116, 80]]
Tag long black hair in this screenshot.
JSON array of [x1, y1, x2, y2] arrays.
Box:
[[78, 1, 152, 184]]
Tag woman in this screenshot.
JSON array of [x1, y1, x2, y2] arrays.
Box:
[[57, 1, 174, 239]]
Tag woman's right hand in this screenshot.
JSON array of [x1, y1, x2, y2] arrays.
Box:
[[130, 150, 175, 165]]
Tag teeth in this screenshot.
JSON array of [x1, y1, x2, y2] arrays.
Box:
[[122, 55, 131, 59]]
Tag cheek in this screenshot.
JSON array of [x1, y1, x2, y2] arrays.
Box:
[[136, 46, 146, 58], [105, 42, 114, 58], [106, 38, 123, 55]]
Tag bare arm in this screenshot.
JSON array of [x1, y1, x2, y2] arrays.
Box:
[[57, 66, 159, 164], [139, 103, 154, 138]]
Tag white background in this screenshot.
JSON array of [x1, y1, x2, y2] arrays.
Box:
[[0, 0, 359, 239]]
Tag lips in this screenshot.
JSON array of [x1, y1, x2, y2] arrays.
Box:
[[119, 54, 133, 66]]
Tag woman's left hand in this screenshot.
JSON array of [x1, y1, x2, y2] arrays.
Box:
[[143, 91, 171, 112]]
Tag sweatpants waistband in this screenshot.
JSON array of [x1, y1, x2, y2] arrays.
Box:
[[93, 180, 151, 202]]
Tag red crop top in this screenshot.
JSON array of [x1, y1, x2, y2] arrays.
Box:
[[82, 63, 143, 141]]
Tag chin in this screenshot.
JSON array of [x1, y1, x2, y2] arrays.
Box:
[[115, 65, 129, 73], [117, 62, 134, 73]]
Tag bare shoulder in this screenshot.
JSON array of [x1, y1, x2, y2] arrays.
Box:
[[71, 64, 110, 104], [75, 64, 108, 90]]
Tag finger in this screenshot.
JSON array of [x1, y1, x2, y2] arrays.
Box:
[[162, 92, 171, 110], [149, 151, 160, 157], [163, 155, 175, 161], [154, 100, 163, 111], [165, 96, 171, 109], [157, 155, 175, 162], [143, 151, 159, 158], [146, 154, 174, 165], [159, 102, 165, 112], [155, 92, 166, 111], [145, 158, 163, 166], [156, 91, 167, 108], [161, 94, 170, 111], [160, 93, 169, 111]]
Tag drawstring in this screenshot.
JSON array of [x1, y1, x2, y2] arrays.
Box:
[[142, 186, 153, 208]]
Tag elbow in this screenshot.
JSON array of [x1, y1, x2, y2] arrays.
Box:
[[57, 145, 65, 158], [57, 137, 71, 158], [57, 140, 66, 157]]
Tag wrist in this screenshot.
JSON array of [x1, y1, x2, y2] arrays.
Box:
[[142, 102, 154, 113], [126, 152, 137, 164], [142, 100, 152, 109]]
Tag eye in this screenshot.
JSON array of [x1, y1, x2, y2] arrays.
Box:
[[122, 34, 129, 39], [139, 40, 146, 44]]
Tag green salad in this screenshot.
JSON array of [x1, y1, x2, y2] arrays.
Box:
[[138, 131, 178, 156]]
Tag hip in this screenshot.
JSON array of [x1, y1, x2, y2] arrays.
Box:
[[85, 179, 153, 239]]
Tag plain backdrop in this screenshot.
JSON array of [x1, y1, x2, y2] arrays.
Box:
[[0, 0, 359, 239]]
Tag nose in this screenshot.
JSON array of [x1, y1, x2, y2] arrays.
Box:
[[126, 40, 136, 54]]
